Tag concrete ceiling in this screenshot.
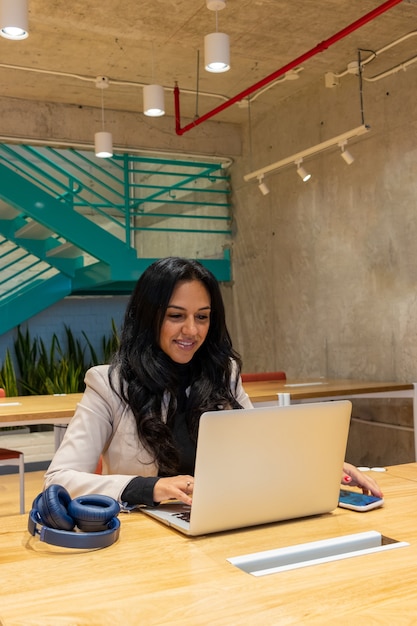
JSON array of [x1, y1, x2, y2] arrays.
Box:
[[1, 0, 417, 129]]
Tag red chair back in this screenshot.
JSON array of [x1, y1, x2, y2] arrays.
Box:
[[241, 371, 286, 383], [95, 457, 103, 474]]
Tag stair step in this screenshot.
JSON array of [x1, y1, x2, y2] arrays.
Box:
[[0, 201, 20, 219], [14, 221, 54, 239], [46, 241, 84, 259]]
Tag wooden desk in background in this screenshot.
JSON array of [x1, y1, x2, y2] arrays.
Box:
[[0, 465, 416, 624], [244, 377, 415, 404], [0, 393, 83, 425], [245, 378, 417, 460], [0, 393, 83, 448], [1, 379, 416, 455]]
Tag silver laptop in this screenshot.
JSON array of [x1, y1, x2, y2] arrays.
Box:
[[141, 400, 352, 536]]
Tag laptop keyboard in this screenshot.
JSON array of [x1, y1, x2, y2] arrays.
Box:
[[172, 510, 191, 522]]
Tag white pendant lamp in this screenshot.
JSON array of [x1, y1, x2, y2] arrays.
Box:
[[0, 0, 29, 40], [205, 32, 230, 73], [94, 131, 113, 159], [143, 84, 165, 117], [95, 76, 113, 158], [205, 0, 230, 73]]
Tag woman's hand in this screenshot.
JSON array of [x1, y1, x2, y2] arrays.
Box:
[[342, 462, 383, 497], [153, 475, 194, 505]]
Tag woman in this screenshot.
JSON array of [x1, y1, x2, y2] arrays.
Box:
[[44, 257, 382, 507]]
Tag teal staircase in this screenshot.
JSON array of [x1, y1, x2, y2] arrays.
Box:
[[0, 144, 232, 335]]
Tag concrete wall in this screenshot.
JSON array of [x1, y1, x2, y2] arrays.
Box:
[[228, 70, 417, 379], [226, 65, 417, 465]]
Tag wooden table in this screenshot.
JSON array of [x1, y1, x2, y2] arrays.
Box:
[[0, 464, 417, 625], [0, 393, 83, 448], [1, 379, 416, 454], [1, 380, 413, 422], [0, 393, 84, 426], [245, 378, 417, 460], [243, 377, 415, 404]]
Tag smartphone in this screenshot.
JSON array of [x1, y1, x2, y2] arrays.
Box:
[[338, 489, 384, 512]]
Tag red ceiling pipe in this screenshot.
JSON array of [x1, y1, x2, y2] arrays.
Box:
[[175, 0, 404, 135], [174, 81, 181, 134]]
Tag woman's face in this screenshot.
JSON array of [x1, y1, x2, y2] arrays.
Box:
[[159, 279, 211, 364]]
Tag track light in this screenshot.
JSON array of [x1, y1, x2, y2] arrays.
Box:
[[0, 0, 29, 40], [295, 159, 311, 182], [94, 76, 113, 158], [339, 140, 355, 165], [243, 125, 369, 186], [143, 84, 165, 117], [257, 175, 270, 195], [341, 148, 354, 165], [205, 0, 230, 73]]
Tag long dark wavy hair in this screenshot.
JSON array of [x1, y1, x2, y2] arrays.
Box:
[[109, 257, 243, 475]]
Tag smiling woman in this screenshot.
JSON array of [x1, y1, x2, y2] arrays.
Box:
[[159, 280, 211, 364], [44, 257, 252, 509]]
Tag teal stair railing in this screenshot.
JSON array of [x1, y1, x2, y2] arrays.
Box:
[[0, 144, 233, 335]]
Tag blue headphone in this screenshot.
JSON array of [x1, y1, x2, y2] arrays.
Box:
[[28, 484, 121, 550]]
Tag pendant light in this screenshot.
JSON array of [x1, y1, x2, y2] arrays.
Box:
[[143, 43, 165, 117], [94, 76, 113, 158], [204, 0, 230, 73], [0, 0, 29, 40], [143, 84, 165, 117]]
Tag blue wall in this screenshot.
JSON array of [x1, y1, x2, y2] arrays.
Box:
[[0, 295, 129, 369]]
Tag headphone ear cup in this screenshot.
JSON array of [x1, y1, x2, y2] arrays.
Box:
[[37, 485, 75, 531], [68, 495, 120, 532]]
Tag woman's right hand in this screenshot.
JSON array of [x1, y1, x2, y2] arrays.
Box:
[[153, 475, 194, 505]]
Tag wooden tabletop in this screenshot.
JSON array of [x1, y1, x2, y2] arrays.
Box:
[[0, 393, 83, 426], [244, 378, 415, 403], [1, 379, 414, 427], [0, 464, 417, 624]]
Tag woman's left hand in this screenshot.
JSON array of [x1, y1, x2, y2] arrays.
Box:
[[341, 462, 383, 498]]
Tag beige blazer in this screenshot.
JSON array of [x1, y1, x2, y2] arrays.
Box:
[[44, 363, 253, 502]]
